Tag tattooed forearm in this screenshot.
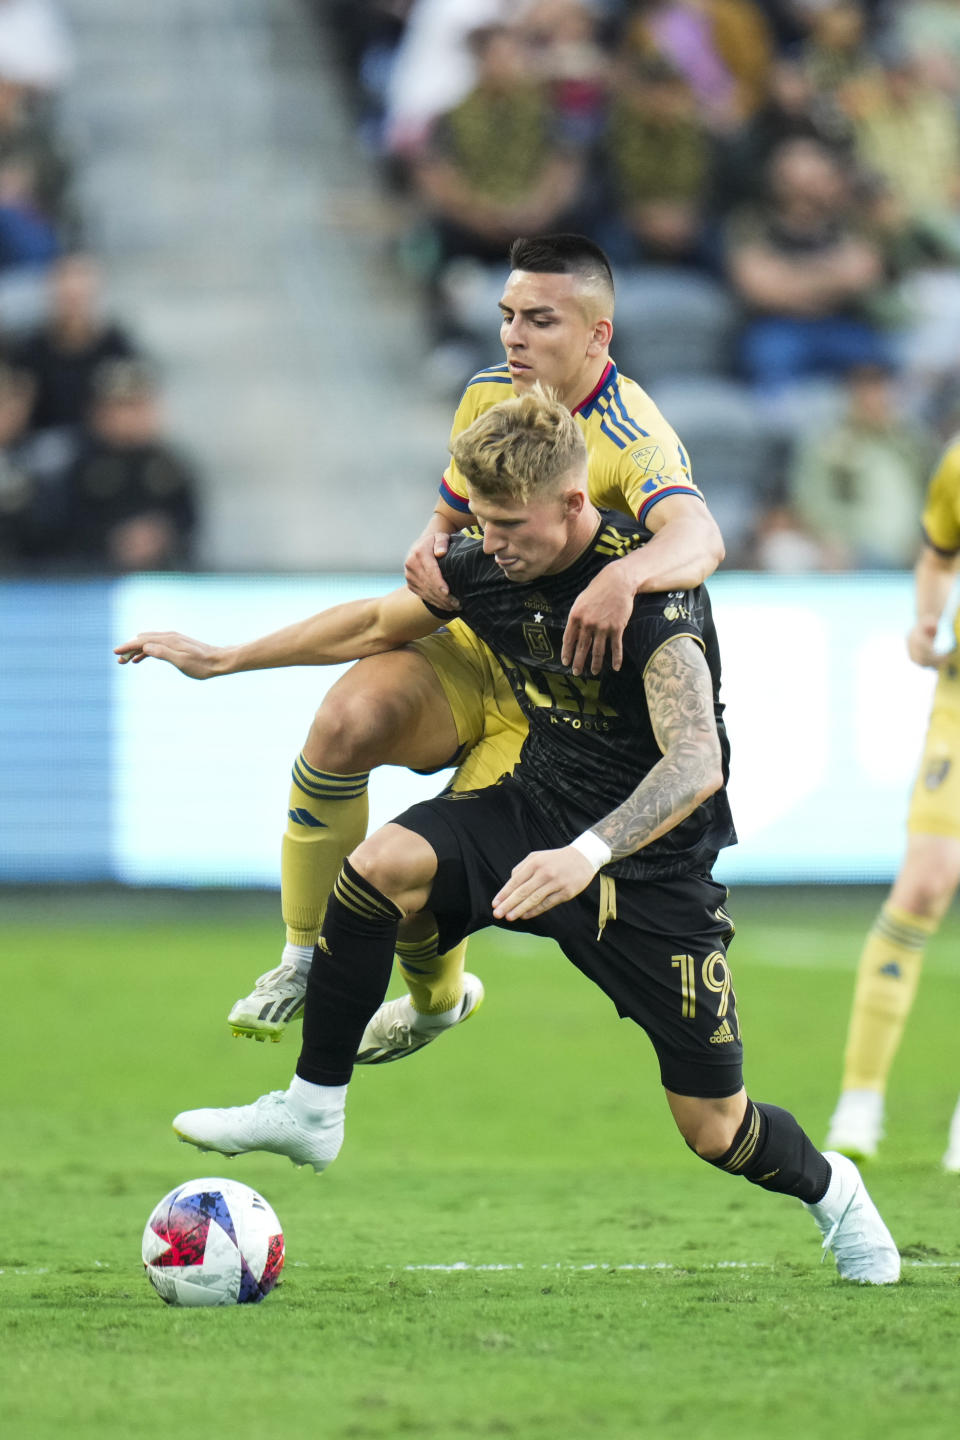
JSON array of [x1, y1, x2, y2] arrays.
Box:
[[592, 636, 722, 860]]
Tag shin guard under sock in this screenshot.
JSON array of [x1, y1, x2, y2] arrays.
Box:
[[707, 1099, 831, 1203], [296, 859, 401, 1087], [841, 903, 932, 1093], [281, 755, 370, 947]]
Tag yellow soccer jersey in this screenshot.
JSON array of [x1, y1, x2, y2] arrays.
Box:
[[921, 437, 960, 646], [439, 361, 701, 524]]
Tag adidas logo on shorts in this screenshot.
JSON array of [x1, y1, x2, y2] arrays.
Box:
[[709, 1019, 736, 1045]]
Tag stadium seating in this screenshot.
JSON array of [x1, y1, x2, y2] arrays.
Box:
[[644, 375, 785, 558], [608, 268, 741, 388]]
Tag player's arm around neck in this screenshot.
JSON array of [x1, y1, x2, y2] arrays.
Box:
[[404, 496, 471, 609], [563, 495, 725, 675], [591, 635, 724, 862], [113, 588, 439, 679], [626, 494, 724, 593]]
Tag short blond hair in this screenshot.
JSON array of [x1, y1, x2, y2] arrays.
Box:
[[450, 386, 586, 504]]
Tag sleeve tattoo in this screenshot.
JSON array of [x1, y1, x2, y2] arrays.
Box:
[[592, 636, 722, 861]]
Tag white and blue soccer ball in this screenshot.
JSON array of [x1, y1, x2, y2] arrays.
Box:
[[142, 1176, 284, 1307]]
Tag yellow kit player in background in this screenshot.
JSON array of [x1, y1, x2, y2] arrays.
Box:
[[225, 234, 725, 1058], [826, 436, 960, 1170]]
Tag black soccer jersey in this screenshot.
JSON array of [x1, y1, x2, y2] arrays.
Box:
[[430, 511, 736, 880]]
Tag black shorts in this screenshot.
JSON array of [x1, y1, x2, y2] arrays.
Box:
[[394, 779, 743, 1098]]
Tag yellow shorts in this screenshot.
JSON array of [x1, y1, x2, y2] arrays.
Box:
[[907, 655, 960, 838], [408, 620, 528, 793]]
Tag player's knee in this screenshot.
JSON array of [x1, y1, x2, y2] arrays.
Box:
[[348, 826, 434, 910], [673, 1107, 738, 1162], [894, 836, 960, 918], [305, 689, 400, 772], [894, 865, 960, 919], [348, 834, 402, 898]]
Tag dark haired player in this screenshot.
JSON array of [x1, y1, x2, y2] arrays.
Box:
[[223, 233, 725, 1056]]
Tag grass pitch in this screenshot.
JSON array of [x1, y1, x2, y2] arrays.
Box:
[[2, 886, 959, 1440]]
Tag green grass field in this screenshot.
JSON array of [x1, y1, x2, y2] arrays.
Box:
[[2, 886, 959, 1440]]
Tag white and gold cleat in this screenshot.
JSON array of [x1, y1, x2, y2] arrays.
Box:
[[227, 964, 307, 1042], [356, 974, 485, 1065]]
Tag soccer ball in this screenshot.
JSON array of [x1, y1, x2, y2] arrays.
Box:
[[142, 1176, 284, 1307]]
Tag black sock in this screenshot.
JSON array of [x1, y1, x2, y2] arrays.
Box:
[[296, 859, 402, 1087], [706, 1099, 831, 1203]]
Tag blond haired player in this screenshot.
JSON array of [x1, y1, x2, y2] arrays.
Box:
[[826, 436, 960, 1169], [134, 235, 724, 1058], [163, 387, 898, 1285]]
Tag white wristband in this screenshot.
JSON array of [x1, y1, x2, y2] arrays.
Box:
[[570, 829, 613, 873]]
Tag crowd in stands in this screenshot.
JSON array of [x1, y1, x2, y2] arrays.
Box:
[[0, 0, 198, 576], [317, 0, 960, 568], [5, 0, 959, 576]]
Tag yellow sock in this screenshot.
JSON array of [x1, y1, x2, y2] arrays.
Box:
[[841, 902, 935, 1093], [281, 753, 369, 947], [395, 933, 468, 1014]]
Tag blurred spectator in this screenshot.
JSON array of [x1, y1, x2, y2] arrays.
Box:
[[317, 2, 417, 158], [0, 358, 36, 563], [926, 366, 960, 440], [786, 360, 935, 568], [621, 0, 773, 134], [410, 23, 585, 267], [725, 137, 891, 394], [320, 0, 409, 70], [11, 251, 139, 439], [743, 502, 836, 571], [712, 57, 854, 212], [796, 0, 877, 99], [848, 47, 960, 236], [383, 0, 509, 156], [0, 151, 58, 273], [520, 0, 611, 146], [760, 0, 818, 49], [55, 358, 197, 573], [853, 170, 960, 410], [860, 169, 960, 289], [601, 53, 712, 264], [0, 73, 73, 233]]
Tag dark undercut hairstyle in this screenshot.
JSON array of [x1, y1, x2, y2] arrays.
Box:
[[507, 234, 615, 311]]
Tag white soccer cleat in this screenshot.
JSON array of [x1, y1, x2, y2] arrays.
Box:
[[804, 1151, 900, 1284], [172, 1090, 342, 1173], [823, 1089, 885, 1162], [356, 973, 485, 1065], [228, 963, 307, 1042]]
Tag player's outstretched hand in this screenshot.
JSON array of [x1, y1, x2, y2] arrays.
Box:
[[404, 531, 461, 611], [492, 847, 596, 922], [907, 617, 953, 669], [114, 631, 223, 679], [561, 563, 635, 675]]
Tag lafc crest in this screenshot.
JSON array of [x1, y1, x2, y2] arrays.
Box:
[[522, 618, 554, 661]]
